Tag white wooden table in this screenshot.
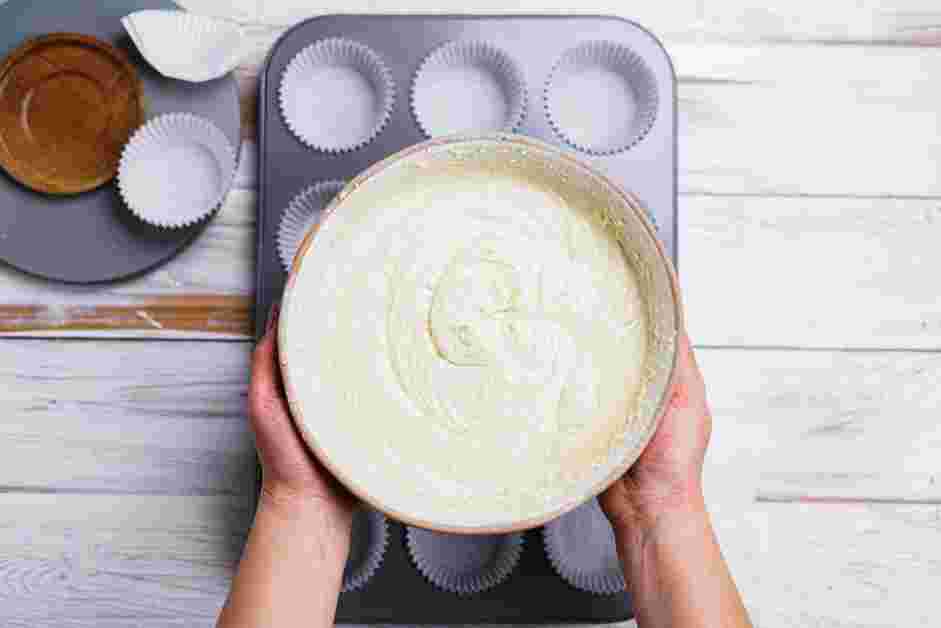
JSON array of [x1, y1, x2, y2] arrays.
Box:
[[1, 1, 939, 626]]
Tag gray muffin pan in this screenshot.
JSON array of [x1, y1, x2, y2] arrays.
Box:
[[255, 14, 677, 623]]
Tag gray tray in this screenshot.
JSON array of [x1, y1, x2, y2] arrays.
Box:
[[255, 14, 677, 623], [0, 0, 240, 284]]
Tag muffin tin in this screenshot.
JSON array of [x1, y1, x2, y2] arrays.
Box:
[[255, 14, 677, 623]]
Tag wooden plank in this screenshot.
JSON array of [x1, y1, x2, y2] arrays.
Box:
[[176, 0, 941, 45], [6, 182, 939, 349], [672, 42, 941, 198], [0, 498, 936, 628], [0, 190, 256, 339], [681, 195, 941, 350], [699, 349, 941, 506], [1, 339, 937, 503], [755, 472, 941, 504], [698, 348, 941, 625], [0, 341, 255, 495], [709, 502, 941, 628], [0, 494, 251, 627]]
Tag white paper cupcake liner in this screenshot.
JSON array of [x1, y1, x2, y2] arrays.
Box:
[[342, 508, 389, 593], [411, 40, 527, 138], [122, 10, 249, 83], [276, 180, 345, 271], [543, 498, 626, 595], [279, 38, 395, 153], [118, 113, 237, 229], [545, 41, 659, 155], [406, 527, 524, 595]]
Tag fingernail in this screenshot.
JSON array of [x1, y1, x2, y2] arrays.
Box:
[[265, 303, 281, 333]]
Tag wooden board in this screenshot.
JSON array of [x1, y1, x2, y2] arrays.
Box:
[[698, 349, 941, 506], [0, 339, 934, 506], [0, 494, 252, 627], [0, 341, 255, 495], [176, 0, 941, 45], [681, 195, 941, 349]]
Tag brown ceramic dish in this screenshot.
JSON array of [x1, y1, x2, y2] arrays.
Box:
[[0, 33, 144, 195]]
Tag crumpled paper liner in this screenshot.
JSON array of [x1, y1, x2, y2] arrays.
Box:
[[122, 10, 249, 82]]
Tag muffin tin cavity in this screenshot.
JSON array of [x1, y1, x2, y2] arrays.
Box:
[[545, 41, 658, 155], [342, 509, 390, 593], [543, 499, 627, 595], [279, 38, 395, 152], [406, 527, 524, 595], [276, 179, 345, 271], [411, 40, 526, 137]]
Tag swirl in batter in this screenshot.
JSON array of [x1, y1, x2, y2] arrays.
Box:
[[283, 156, 648, 523]]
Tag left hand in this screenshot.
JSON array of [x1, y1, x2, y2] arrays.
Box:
[[249, 304, 356, 532]]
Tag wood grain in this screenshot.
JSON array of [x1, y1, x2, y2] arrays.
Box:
[[755, 472, 941, 504], [7, 188, 938, 350], [699, 349, 941, 506], [0, 189, 256, 338], [175, 0, 941, 45], [0, 494, 251, 627], [0, 340, 935, 502], [673, 42, 941, 198], [681, 195, 941, 350], [710, 502, 941, 628], [0, 340, 255, 495], [0, 497, 936, 627]]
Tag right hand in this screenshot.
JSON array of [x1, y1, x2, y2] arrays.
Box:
[[600, 332, 712, 542]]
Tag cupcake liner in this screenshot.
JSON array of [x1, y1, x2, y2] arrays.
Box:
[[122, 10, 249, 83], [543, 498, 626, 595], [406, 527, 523, 595], [545, 41, 659, 155], [342, 508, 389, 593], [411, 40, 527, 138], [279, 38, 395, 152], [118, 113, 237, 229], [276, 180, 345, 271]]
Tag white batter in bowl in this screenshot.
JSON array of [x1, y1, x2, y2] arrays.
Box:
[[279, 135, 679, 533]]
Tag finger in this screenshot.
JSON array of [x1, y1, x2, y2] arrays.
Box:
[[674, 331, 706, 402], [249, 313, 311, 468], [250, 324, 291, 425]]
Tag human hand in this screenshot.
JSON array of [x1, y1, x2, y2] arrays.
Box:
[[600, 332, 712, 541], [250, 304, 355, 532]]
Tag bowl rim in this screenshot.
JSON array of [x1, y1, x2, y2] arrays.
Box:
[[278, 132, 683, 534]]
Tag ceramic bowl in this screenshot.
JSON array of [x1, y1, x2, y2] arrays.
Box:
[[278, 134, 681, 533]]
